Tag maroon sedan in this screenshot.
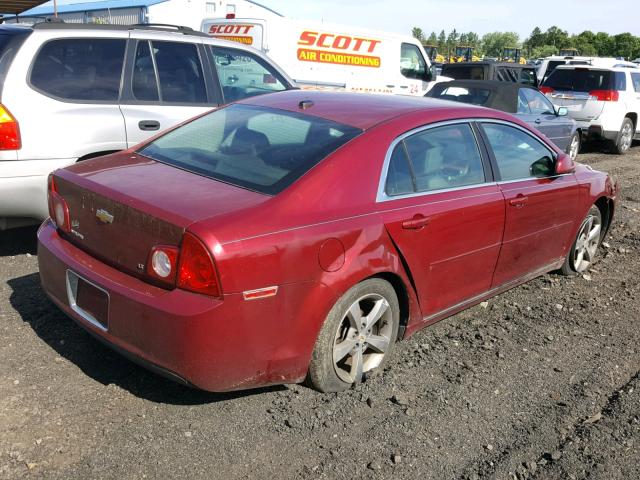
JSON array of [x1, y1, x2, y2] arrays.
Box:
[[38, 91, 618, 393]]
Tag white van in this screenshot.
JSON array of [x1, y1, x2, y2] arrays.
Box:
[[202, 15, 441, 96]]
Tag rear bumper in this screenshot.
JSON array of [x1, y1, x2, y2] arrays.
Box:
[[574, 121, 620, 141], [37, 220, 331, 392], [0, 158, 75, 221]]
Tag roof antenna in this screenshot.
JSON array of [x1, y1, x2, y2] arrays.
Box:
[[299, 100, 314, 110]]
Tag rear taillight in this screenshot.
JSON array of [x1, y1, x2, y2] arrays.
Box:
[[589, 89, 619, 102], [0, 104, 20, 150], [146, 246, 179, 285], [47, 175, 70, 232], [539, 86, 554, 95], [177, 232, 221, 297], [146, 232, 221, 296]]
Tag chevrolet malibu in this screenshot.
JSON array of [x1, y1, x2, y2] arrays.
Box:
[[38, 91, 618, 393]]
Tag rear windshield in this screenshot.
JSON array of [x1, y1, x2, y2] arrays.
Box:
[[138, 104, 362, 195], [544, 68, 625, 92], [428, 85, 491, 106], [441, 65, 485, 80]]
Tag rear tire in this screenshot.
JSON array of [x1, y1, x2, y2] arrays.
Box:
[[307, 278, 400, 393], [560, 205, 603, 275], [611, 118, 634, 155]]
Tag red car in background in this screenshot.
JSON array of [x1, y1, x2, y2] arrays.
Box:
[[38, 91, 618, 393]]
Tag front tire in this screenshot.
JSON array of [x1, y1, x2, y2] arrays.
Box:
[[561, 205, 603, 275], [611, 118, 634, 155], [566, 131, 581, 161], [307, 278, 400, 393]]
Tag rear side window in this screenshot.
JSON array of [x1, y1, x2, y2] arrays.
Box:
[[0, 31, 30, 99], [30, 38, 125, 101], [544, 68, 623, 92], [210, 46, 287, 103], [153, 41, 207, 103], [520, 69, 536, 86], [138, 104, 361, 195], [632, 73, 640, 93], [496, 67, 518, 82], [384, 123, 486, 196]]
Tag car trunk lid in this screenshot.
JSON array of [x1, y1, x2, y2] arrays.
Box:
[[53, 152, 268, 279]]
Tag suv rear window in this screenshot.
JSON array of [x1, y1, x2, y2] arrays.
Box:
[[30, 38, 126, 101], [138, 104, 361, 195], [0, 30, 31, 99], [441, 65, 485, 80], [544, 68, 626, 92]]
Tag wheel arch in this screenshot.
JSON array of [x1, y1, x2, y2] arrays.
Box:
[[625, 112, 637, 130], [594, 195, 614, 241]]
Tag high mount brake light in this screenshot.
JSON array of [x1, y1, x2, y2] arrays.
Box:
[[0, 104, 20, 150]]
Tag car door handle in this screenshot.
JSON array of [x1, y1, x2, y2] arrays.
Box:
[[399, 85, 409, 89], [534, 118, 542, 124], [509, 195, 528, 208], [401, 214, 430, 230], [138, 120, 160, 131]]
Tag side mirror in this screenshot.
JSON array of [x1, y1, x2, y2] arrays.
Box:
[[556, 107, 568, 117], [555, 153, 575, 174]]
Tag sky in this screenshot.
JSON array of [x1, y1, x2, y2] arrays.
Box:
[[260, 0, 639, 40]]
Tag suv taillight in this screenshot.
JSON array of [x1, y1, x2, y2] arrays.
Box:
[[47, 175, 71, 232], [538, 86, 554, 95], [0, 104, 20, 150], [589, 90, 619, 102], [147, 232, 221, 296]]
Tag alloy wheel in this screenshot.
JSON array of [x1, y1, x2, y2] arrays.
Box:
[[332, 294, 393, 384], [620, 122, 633, 152], [572, 214, 601, 272], [569, 134, 580, 160]]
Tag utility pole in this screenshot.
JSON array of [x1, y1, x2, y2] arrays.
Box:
[[54, 0, 58, 17]]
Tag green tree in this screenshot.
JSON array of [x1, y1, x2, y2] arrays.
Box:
[[446, 28, 459, 49], [612, 33, 636, 59], [426, 31, 438, 45], [572, 31, 597, 56], [531, 45, 558, 58], [437, 30, 446, 49], [411, 27, 425, 43], [593, 32, 613, 56], [544, 26, 570, 48], [526, 27, 545, 50], [481, 31, 520, 57]]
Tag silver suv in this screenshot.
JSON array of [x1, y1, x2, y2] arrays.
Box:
[[0, 22, 294, 229], [540, 63, 640, 154]]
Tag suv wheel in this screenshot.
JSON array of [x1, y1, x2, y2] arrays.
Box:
[[612, 118, 634, 155]]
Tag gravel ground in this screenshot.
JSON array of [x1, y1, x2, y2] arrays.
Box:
[[1, 144, 638, 480]]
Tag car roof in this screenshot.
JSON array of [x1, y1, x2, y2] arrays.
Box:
[[555, 63, 639, 72], [444, 62, 534, 69], [237, 90, 490, 130]]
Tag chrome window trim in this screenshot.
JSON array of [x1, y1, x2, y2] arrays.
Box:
[[376, 119, 492, 203]]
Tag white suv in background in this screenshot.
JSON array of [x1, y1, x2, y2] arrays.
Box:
[[0, 22, 294, 229], [540, 64, 640, 154]]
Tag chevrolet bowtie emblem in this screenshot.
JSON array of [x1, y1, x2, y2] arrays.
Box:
[[96, 209, 114, 224]]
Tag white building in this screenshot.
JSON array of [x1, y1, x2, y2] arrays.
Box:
[[5, 0, 281, 30]]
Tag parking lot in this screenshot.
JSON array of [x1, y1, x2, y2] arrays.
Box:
[[0, 144, 637, 479]]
